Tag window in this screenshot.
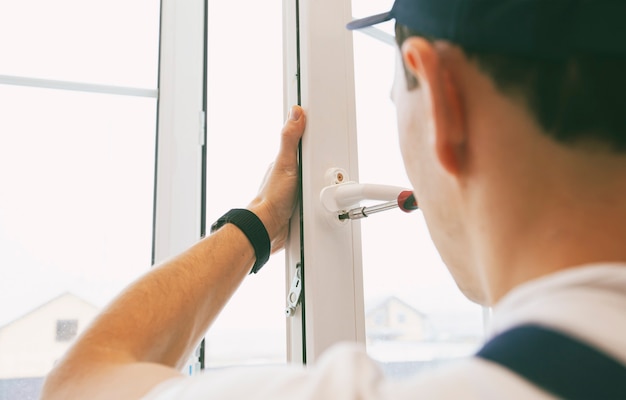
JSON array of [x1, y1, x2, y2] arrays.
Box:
[[287, 0, 365, 363], [55, 320, 78, 342], [0, 1, 160, 398]]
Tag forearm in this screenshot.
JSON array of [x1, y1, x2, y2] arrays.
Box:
[[51, 219, 257, 374]]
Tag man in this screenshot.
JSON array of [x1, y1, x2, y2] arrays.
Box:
[[42, 0, 626, 399]]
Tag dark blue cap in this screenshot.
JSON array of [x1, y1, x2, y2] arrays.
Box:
[[347, 0, 626, 59]]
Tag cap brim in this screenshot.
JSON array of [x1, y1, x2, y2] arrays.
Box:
[[346, 12, 393, 30]]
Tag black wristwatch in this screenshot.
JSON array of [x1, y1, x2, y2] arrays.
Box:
[[210, 208, 271, 274]]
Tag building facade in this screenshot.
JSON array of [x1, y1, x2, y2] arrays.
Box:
[[0, 292, 99, 379]]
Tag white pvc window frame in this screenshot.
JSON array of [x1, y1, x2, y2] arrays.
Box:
[[284, 0, 365, 364], [156, 0, 365, 368], [153, 0, 206, 264]]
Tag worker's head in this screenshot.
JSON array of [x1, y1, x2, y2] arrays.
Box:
[[349, 0, 626, 305]]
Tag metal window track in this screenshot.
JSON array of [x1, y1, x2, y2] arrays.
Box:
[[0, 74, 158, 98]]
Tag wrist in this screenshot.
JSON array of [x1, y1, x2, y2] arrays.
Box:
[[211, 208, 271, 274], [247, 201, 278, 241], [247, 198, 294, 255]]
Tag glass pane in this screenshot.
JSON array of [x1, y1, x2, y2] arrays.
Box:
[[203, 1, 285, 367], [0, 86, 156, 399], [352, 24, 484, 378], [0, 0, 160, 88]]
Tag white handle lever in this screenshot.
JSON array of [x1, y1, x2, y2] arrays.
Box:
[[320, 182, 410, 213]]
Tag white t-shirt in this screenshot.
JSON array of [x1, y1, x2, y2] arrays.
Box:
[[143, 263, 626, 399]]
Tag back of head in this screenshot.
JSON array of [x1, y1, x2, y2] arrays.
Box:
[[389, 0, 626, 153]]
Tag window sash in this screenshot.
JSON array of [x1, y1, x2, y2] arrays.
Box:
[[285, 0, 365, 364], [154, 0, 206, 264]]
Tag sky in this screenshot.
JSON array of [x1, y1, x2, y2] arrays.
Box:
[[0, 0, 483, 374]]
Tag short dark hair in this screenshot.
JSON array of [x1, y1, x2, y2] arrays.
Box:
[[395, 23, 626, 152]]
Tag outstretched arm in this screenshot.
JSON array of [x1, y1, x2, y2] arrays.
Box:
[[41, 106, 306, 400]]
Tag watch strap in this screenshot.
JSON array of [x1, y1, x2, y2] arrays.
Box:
[[210, 208, 271, 274]]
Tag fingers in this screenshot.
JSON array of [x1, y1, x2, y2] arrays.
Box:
[[285, 105, 305, 142], [276, 105, 306, 169]]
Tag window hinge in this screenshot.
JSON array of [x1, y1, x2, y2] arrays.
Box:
[[285, 263, 303, 317]]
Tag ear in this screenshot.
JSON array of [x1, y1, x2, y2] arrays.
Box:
[[401, 37, 468, 177]]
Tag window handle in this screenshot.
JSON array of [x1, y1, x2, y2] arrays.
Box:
[[320, 176, 418, 220]]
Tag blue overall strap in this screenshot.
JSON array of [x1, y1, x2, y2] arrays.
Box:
[[476, 325, 626, 400]]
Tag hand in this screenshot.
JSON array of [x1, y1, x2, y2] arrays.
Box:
[[248, 105, 306, 253]]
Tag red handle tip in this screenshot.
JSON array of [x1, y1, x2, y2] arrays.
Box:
[[397, 191, 418, 213]]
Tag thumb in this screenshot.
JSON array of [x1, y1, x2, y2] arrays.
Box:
[[275, 105, 306, 170]]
